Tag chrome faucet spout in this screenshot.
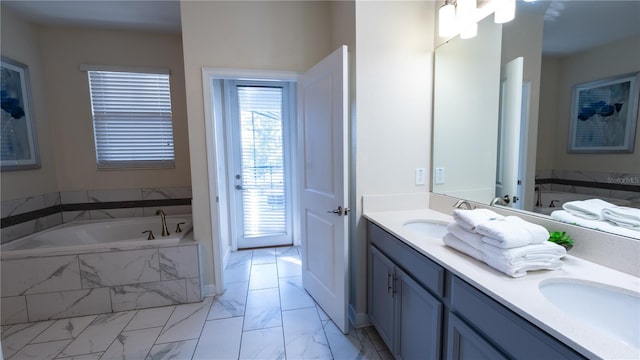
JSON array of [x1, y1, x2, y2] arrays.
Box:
[[155, 209, 170, 236], [453, 200, 474, 210]]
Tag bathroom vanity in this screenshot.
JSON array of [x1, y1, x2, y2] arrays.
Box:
[[365, 209, 639, 360]]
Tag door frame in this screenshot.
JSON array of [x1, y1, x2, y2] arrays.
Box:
[[202, 68, 299, 293]]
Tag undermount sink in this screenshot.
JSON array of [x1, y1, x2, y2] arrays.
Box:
[[539, 278, 640, 349], [402, 220, 449, 238]]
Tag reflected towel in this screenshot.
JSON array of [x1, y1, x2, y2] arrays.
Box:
[[551, 210, 640, 239], [602, 206, 640, 228], [452, 209, 504, 232], [447, 223, 484, 249], [562, 198, 615, 220], [476, 216, 550, 248]]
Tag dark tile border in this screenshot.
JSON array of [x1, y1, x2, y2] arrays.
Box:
[[1, 198, 191, 229], [535, 178, 640, 192]]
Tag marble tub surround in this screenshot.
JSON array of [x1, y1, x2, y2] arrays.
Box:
[[536, 169, 640, 205], [1, 186, 192, 244], [364, 207, 640, 360], [1, 247, 390, 360], [1, 239, 202, 325]]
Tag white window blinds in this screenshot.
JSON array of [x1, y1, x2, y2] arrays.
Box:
[[237, 85, 287, 237], [87, 70, 175, 169]]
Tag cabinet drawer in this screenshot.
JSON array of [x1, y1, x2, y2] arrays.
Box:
[[368, 222, 445, 298], [450, 276, 586, 360]]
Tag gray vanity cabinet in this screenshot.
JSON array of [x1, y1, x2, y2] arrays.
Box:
[[446, 313, 508, 360], [368, 225, 445, 360], [367, 222, 586, 360]]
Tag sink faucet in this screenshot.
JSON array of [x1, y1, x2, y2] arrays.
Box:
[[155, 209, 170, 236], [453, 200, 474, 210]]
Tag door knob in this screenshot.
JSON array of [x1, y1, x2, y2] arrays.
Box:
[[235, 185, 243, 190], [327, 206, 343, 215]]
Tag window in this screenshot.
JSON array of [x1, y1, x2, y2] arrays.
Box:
[[86, 69, 175, 169]]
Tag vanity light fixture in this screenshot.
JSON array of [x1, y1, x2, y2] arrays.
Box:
[[438, 0, 516, 39], [439, 0, 457, 37]]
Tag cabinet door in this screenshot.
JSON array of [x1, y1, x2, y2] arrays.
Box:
[[395, 268, 443, 360], [447, 314, 508, 360], [369, 246, 396, 349]]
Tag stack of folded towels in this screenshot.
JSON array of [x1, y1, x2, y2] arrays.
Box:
[[551, 199, 640, 239], [443, 209, 566, 278]]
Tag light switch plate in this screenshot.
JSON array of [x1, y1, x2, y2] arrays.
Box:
[[415, 168, 426, 185], [435, 167, 445, 185]]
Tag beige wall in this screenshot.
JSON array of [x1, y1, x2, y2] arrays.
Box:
[[180, 0, 332, 291], [38, 26, 191, 192], [540, 34, 640, 174], [1, 7, 58, 201], [355, 1, 435, 320]]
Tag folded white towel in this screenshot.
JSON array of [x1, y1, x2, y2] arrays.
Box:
[[475, 216, 550, 249], [562, 198, 615, 220], [483, 257, 563, 278], [602, 206, 640, 228], [551, 210, 640, 239], [481, 241, 566, 266], [443, 233, 483, 260], [443, 233, 564, 278], [452, 209, 504, 232], [447, 223, 484, 249]]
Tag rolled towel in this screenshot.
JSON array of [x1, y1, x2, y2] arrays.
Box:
[[562, 198, 615, 220], [443, 233, 483, 260], [447, 223, 484, 249], [551, 210, 640, 239], [481, 241, 566, 266], [602, 206, 640, 228], [452, 208, 504, 232], [476, 216, 550, 249], [483, 256, 563, 278]]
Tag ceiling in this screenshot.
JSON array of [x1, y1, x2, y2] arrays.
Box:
[[3, 1, 639, 54], [1, 0, 181, 33]]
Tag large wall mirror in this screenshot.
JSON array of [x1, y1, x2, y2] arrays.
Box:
[[433, 0, 640, 239]]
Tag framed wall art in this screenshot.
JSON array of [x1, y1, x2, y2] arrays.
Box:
[[1, 56, 40, 170], [568, 72, 639, 153]]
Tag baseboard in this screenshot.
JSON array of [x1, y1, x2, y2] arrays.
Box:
[[203, 284, 217, 297], [348, 304, 370, 328]]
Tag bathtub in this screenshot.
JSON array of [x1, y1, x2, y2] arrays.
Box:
[[0, 216, 202, 325], [2, 216, 193, 259]]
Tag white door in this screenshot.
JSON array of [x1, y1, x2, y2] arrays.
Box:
[[298, 45, 349, 333], [496, 57, 524, 208], [227, 80, 293, 249]]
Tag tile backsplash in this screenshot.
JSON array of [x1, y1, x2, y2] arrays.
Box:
[[1, 187, 192, 244]]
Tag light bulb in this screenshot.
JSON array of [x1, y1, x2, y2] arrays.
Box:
[[439, 3, 457, 37], [495, 0, 516, 23], [460, 22, 478, 39]]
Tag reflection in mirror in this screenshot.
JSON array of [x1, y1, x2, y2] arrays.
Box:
[[433, 0, 640, 239]]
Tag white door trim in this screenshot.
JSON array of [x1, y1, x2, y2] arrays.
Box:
[[201, 68, 299, 294]]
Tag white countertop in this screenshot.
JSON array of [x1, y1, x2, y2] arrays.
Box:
[[364, 208, 640, 360]]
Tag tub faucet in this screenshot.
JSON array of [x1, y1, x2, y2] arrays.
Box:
[[535, 186, 542, 207], [155, 209, 170, 236], [453, 200, 474, 210]]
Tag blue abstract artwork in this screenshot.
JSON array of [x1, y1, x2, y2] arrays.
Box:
[[1, 57, 39, 170]]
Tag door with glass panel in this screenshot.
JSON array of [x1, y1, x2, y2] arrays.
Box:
[[227, 81, 293, 249]]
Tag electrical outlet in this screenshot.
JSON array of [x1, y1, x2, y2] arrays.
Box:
[[415, 168, 426, 185], [435, 167, 445, 185]]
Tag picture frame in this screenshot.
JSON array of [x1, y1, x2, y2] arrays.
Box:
[[1, 56, 40, 170], [568, 72, 639, 153]]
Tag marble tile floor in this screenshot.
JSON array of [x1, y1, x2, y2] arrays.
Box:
[[1, 246, 391, 360]]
